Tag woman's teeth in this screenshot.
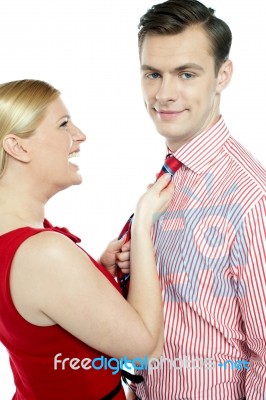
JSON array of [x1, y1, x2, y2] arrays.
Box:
[[68, 152, 79, 159]]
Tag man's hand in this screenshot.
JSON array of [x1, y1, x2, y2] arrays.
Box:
[[99, 236, 130, 276]]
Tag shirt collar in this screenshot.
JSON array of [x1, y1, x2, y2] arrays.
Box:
[[169, 117, 230, 174]]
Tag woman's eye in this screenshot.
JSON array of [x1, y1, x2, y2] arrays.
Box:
[[147, 72, 161, 80], [60, 120, 69, 128]]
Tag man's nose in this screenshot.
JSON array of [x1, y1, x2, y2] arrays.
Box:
[[155, 76, 178, 104]]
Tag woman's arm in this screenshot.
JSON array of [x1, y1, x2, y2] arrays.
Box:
[[10, 174, 173, 360]]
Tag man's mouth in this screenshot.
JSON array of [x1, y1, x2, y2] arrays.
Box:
[[155, 109, 187, 119]]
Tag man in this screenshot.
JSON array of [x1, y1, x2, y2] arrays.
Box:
[[126, 0, 266, 399]]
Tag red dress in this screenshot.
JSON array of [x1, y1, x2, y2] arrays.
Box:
[[0, 220, 126, 400]]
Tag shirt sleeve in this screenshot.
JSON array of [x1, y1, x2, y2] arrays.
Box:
[[231, 196, 266, 399]]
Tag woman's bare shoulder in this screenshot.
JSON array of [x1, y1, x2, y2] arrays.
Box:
[[16, 230, 80, 258]]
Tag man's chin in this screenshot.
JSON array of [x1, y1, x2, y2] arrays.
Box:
[[156, 127, 179, 139]]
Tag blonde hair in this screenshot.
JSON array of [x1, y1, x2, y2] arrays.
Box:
[[0, 79, 60, 177]]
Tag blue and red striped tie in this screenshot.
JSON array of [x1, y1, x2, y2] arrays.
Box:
[[117, 154, 181, 297]]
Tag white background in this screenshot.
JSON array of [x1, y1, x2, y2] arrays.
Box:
[[0, 0, 265, 398]]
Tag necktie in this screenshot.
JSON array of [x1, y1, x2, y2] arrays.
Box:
[[117, 154, 181, 297]]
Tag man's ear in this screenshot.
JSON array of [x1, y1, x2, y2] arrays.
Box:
[[216, 59, 233, 94], [2, 135, 31, 163]]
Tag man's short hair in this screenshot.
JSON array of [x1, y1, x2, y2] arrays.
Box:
[[138, 0, 232, 75]]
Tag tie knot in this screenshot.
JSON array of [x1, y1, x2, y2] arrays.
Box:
[[157, 154, 181, 179]]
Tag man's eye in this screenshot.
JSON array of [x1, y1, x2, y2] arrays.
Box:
[[147, 72, 161, 80], [180, 72, 194, 80]]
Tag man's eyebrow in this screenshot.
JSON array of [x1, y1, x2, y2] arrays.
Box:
[[175, 63, 204, 72], [141, 64, 162, 72], [141, 63, 204, 73]]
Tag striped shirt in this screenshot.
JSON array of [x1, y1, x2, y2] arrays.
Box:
[[134, 117, 266, 399]]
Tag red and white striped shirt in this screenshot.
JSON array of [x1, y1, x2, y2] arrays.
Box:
[[134, 117, 266, 399]]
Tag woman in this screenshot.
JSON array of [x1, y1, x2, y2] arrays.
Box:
[[0, 80, 174, 399]]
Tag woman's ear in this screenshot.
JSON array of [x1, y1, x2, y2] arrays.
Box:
[[2, 135, 31, 163], [216, 59, 233, 94]]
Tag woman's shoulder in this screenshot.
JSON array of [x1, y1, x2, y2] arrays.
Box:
[[15, 229, 81, 265], [0, 216, 80, 249]]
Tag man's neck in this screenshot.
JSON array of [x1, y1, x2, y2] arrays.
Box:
[[166, 115, 222, 153]]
